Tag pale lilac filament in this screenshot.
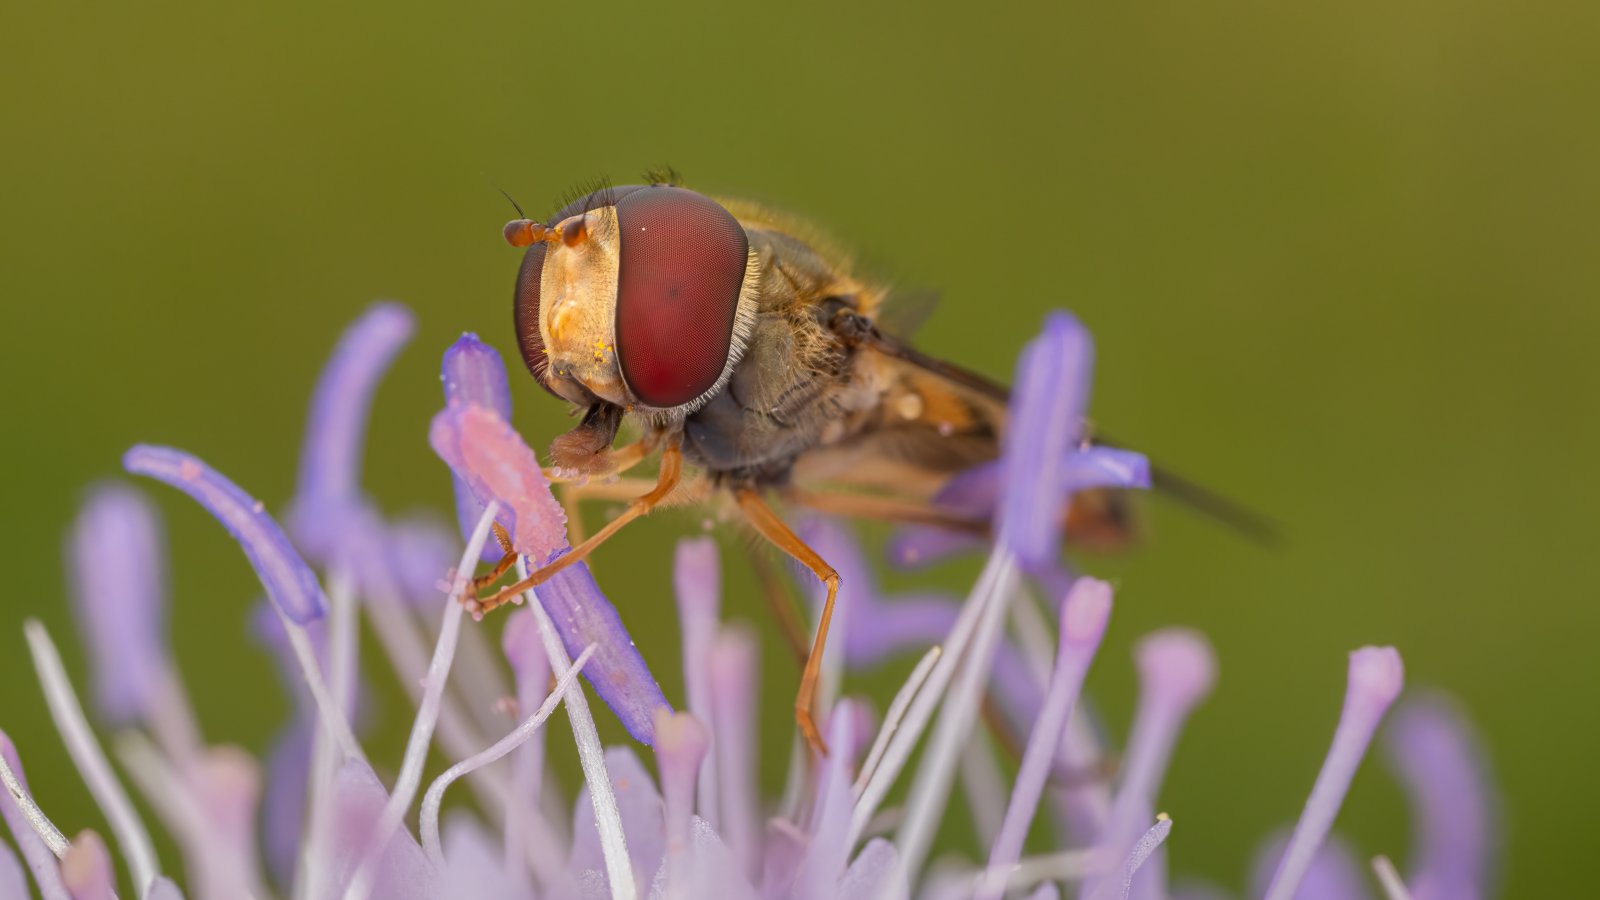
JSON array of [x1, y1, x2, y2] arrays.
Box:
[[1085, 629, 1216, 899], [345, 502, 499, 900], [674, 537, 722, 828], [23, 621, 161, 894], [418, 643, 596, 864], [708, 626, 762, 880], [978, 577, 1112, 900], [1263, 647, 1404, 900], [653, 710, 711, 900], [1102, 815, 1174, 900], [515, 556, 635, 900]]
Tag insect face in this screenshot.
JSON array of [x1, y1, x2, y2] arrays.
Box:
[[510, 185, 757, 415]]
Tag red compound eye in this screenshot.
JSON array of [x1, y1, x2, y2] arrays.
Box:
[[613, 187, 749, 408]]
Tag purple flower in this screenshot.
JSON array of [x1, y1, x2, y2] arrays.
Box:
[[7, 304, 1505, 900], [1384, 692, 1501, 900], [289, 301, 415, 565], [997, 311, 1096, 567]]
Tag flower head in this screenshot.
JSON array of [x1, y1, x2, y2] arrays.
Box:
[[7, 304, 1503, 900]]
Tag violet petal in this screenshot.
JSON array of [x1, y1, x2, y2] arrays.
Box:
[[384, 516, 462, 609], [886, 461, 999, 568], [793, 519, 966, 671], [980, 578, 1112, 900], [319, 760, 438, 900], [667, 817, 758, 900], [996, 312, 1094, 566], [1059, 447, 1151, 494], [1382, 692, 1500, 900], [527, 560, 670, 744], [443, 332, 514, 418], [886, 524, 985, 570], [66, 483, 168, 726], [260, 719, 313, 889], [440, 815, 529, 900], [760, 820, 808, 900], [289, 301, 415, 564], [126, 445, 326, 623], [892, 444, 1149, 570]]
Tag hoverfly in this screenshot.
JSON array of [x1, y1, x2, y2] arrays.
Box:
[[469, 172, 1268, 754]]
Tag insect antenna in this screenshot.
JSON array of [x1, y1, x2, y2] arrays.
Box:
[[497, 186, 529, 220]]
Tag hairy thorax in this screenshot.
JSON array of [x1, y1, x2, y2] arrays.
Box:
[[677, 225, 885, 485]]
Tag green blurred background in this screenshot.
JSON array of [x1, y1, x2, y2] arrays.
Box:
[[4, 0, 1597, 895]]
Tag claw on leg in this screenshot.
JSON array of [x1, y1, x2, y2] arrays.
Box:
[[459, 441, 684, 618]]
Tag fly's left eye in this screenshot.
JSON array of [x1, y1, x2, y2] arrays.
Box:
[[613, 187, 750, 408]]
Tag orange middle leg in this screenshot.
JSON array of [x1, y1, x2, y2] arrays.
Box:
[[735, 488, 839, 757], [466, 441, 684, 616]]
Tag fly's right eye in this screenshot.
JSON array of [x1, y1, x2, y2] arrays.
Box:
[[512, 241, 560, 396]]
